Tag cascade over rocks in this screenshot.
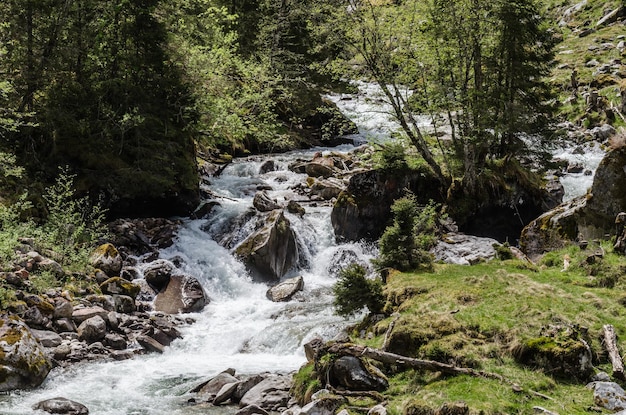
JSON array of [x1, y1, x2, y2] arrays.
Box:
[[521, 147, 626, 256], [0, 314, 52, 391], [235, 210, 299, 281]]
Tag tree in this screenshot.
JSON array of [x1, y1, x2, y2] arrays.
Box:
[[341, 0, 556, 195], [333, 263, 384, 317], [374, 195, 438, 272]]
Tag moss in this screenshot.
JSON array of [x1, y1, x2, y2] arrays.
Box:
[[291, 362, 323, 405], [92, 243, 119, 259], [334, 191, 357, 208]]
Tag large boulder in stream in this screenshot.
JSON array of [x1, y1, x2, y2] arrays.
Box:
[[521, 147, 626, 257], [154, 274, 207, 314], [0, 314, 52, 391], [235, 210, 299, 282]]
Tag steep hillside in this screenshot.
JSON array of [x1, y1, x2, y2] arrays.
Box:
[[546, 0, 626, 127]]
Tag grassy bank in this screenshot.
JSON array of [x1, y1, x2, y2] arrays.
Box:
[[348, 241, 626, 414]]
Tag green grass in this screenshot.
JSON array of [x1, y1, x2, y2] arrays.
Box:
[[348, 241, 626, 414]]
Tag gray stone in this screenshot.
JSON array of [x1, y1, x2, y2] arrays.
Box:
[[30, 329, 63, 348], [431, 233, 499, 265], [104, 333, 127, 350], [235, 210, 299, 282], [54, 299, 74, 319], [72, 306, 108, 324], [237, 404, 270, 415], [194, 371, 240, 399], [300, 396, 345, 415], [266, 276, 304, 302], [214, 381, 241, 405], [239, 374, 293, 411], [77, 315, 107, 344], [143, 259, 176, 291], [33, 397, 89, 414], [254, 191, 281, 212], [368, 404, 388, 415], [90, 243, 122, 277], [137, 334, 165, 354], [589, 381, 626, 411], [154, 274, 207, 314]]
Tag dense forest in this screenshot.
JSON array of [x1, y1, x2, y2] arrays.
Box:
[[0, 0, 570, 217]]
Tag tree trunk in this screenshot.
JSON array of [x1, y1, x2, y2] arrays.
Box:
[[602, 324, 625, 380]]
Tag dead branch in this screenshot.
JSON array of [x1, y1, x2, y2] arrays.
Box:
[[326, 343, 506, 382], [602, 324, 625, 380]]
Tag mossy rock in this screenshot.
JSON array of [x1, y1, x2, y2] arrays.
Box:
[[89, 243, 122, 278], [386, 314, 461, 358], [99, 277, 140, 299], [513, 329, 594, 380], [0, 314, 52, 391]]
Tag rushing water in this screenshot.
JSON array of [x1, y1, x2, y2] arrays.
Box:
[[0, 82, 605, 414], [1, 147, 376, 414]]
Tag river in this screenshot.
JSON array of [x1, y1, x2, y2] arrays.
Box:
[[0, 82, 604, 414]]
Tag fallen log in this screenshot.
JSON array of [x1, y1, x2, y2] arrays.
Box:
[[326, 343, 506, 382], [602, 324, 625, 380]]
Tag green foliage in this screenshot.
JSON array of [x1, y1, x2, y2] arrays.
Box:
[[374, 195, 439, 272], [37, 167, 107, 268], [333, 263, 384, 317], [291, 362, 322, 405], [374, 142, 409, 171]]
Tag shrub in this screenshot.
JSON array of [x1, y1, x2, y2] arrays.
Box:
[[333, 263, 384, 317], [374, 195, 439, 272]]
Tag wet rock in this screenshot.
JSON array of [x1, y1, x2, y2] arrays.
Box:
[[109, 218, 182, 254], [239, 374, 293, 411], [154, 274, 207, 314], [89, 243, 122, 278], [430, 233, 499, 265], [112, 295, 135, 314], [100, 277, 140, 299], [235, 210, 299, 282], [232, 374, 265, 401], [0, 314, 52, 391], [259, 160, 278, 174], [137, 334, 165, 354], [77, 316, 107, 344], [193, 371, 240, 400], [254, 191, 281, 212], [33, 397, 89, 414], [589, 381, 626, 411], [330, 356, 388, 392], [214, 381, 241, 405], [286, 201, 305, 217], [191, 201, 220, 220], [266, 276, 304, 302], [143, 259, 176, 292], [521, 147, 626, 256]]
